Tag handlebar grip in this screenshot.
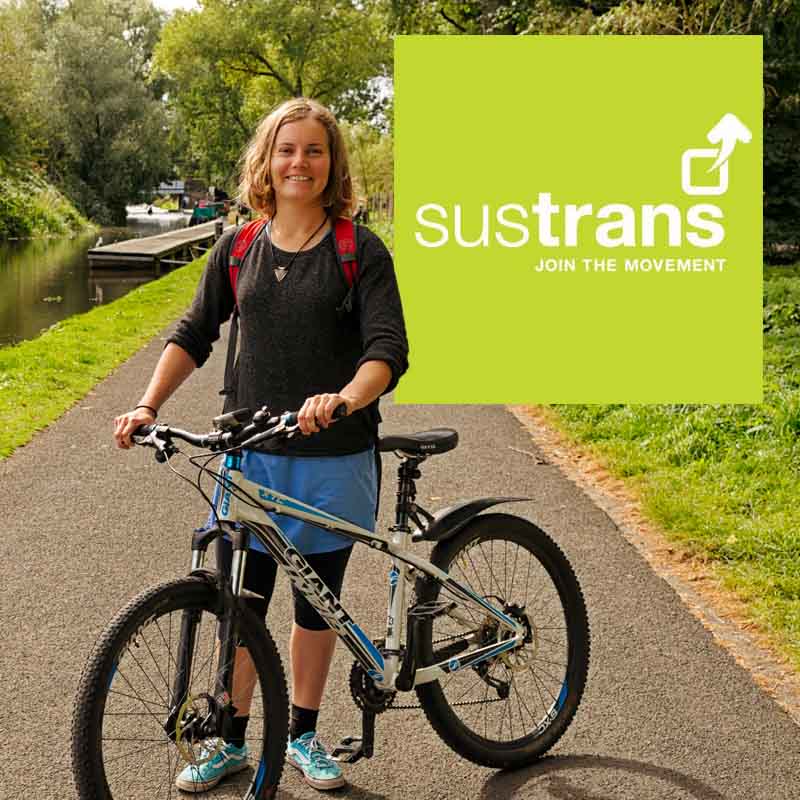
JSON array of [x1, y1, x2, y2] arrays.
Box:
[[283, 403, 347, 429], [132, 424, 156, 440]]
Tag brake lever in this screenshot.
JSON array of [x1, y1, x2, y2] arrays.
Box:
[[131, 424, 178, 462], [131, 424, 166, 447]]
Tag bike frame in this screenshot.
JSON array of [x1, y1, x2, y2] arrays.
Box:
[[193, 453, 525, 692]]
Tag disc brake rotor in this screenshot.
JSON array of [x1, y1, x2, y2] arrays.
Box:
[[174, 693, 222, 765], [499, 605, 537, 673]]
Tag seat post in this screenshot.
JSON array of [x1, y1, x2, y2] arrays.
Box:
[[391, 457, 422, 533]]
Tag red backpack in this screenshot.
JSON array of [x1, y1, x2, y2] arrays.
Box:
[[220, 216, 360, 401]]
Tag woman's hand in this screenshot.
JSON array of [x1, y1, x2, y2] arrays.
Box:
[[297, 393, 353, 436], [113, 407, 157, 450]]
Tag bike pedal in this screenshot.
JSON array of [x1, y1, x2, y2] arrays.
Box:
[[330, 736, 364, 763]]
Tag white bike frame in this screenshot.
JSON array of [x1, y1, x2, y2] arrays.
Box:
[[192, 454, 525, 692]]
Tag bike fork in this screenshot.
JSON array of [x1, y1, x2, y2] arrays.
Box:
[[213, 527, 250, 739], [164, 525, 249, 743]]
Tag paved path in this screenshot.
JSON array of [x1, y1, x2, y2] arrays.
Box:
[[3, 323, 799, 800]]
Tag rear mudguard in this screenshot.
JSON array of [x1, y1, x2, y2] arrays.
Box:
[[412, 497, 530, 544]]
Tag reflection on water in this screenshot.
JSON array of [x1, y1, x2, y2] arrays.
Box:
[[0, 208, 188, 347]]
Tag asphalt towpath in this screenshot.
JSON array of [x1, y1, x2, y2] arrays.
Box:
[[3, 322, 799, 800]]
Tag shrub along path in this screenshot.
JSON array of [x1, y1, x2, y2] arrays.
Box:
[[3, 320, 799, 799]]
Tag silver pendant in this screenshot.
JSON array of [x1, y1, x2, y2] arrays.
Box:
[[274, 267, 288, 282]]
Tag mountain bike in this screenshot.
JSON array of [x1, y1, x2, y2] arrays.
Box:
[[71, 405, 590, 799]]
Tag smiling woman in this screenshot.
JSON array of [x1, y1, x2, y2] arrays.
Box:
[[112, 96, 408, 794]]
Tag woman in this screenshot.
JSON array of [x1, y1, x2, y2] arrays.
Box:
[[114, 97, 408, 793]]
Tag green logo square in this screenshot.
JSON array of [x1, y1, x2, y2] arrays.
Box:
[[394, 36, 762, 403]]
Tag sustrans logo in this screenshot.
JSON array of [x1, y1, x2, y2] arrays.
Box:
[[414, 113, 751, 252]]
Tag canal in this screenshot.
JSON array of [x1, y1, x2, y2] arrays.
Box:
[[0, 206, 188, 348]]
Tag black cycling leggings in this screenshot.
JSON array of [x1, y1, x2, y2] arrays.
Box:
[[217, 537, 352, 631]]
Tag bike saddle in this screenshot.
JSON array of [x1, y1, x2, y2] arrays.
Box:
[[378, 428, 458, 456]]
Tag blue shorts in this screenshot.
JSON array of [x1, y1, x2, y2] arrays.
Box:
[[208, 448, 378, 555]]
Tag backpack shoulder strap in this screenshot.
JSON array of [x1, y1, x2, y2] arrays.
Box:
[[229, 217, 269, 306], [221, 217, 267, 400], [334, 216, 359, 287]]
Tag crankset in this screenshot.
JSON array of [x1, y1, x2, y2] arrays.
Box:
[[331, 646, 398, 764]]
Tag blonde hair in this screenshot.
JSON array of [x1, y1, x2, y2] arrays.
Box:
[[238, 98, 353, 219]]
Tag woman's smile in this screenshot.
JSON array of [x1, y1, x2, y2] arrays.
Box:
[[271, 117, 331, 207]]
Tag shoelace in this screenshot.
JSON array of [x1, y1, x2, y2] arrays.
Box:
[[306, 736, 334, 769], [188, 738, 226, 766], [201, 738, 221, 757]]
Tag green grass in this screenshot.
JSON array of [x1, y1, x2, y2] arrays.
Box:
[[543, 263, 800, 669], [0, 256, 206, 458]]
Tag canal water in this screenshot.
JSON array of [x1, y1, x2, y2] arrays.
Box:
[[0, 206, 189, 347]]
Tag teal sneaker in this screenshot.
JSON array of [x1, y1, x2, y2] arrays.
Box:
[[286, 731, 345, 790], [175, 739, 249, 793]]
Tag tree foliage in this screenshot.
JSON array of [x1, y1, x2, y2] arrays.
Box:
[[44, 0, 172, 223], [154, 0, 392, 185], [342, 123, 393, 201], [0, 0, 173, 227], [0, 2, 51, 163]]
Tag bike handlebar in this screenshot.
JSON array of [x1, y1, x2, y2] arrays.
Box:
[[131, 403, 348, 459]]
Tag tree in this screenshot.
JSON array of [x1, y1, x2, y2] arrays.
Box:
[[45, 0, 172, 222], [0, 1, 52, 164], [342, 122, 392, 201], [154, 0, 393, 186]]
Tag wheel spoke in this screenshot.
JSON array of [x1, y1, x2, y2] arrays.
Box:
[[425, 525, 587, 752], [75, 582, 288, 800]]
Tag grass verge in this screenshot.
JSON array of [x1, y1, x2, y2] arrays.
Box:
[[539, 263, 800, 670], [0, 256, 206, 458]]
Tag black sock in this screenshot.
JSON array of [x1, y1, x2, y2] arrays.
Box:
[[290, 704, 319, 740], [229, 715, 249, 748]]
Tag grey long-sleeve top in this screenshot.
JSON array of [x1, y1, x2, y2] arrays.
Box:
[[167, 223, 409, 455]]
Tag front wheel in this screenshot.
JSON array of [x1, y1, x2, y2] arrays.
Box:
[[415, 514, 590, 768], [71, 576, 288, 799]]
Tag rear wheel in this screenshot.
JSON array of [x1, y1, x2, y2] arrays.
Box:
[[72, 576, 288, 799], [415, 514, 589, 768]]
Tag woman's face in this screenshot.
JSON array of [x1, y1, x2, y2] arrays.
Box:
[[270, 117, 331, 211]]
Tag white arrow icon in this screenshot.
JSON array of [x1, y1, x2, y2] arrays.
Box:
[[706, 113, 752, 172]]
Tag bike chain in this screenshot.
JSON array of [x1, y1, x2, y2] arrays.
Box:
[[388, 695, 506, 711]]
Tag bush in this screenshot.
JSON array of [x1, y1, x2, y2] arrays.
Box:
[[0, 164, 91, 238]]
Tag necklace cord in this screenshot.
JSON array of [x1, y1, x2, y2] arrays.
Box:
[[268, 214, 328, 280]]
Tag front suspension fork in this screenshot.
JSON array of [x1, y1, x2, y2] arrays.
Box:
[[164, 524, 250, 741]]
